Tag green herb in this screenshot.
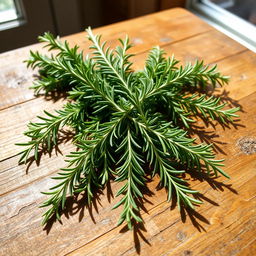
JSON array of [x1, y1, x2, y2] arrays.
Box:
[[17, 28, 239, 229]]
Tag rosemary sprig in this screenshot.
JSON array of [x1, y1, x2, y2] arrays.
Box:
[[17, 28, 239, 229]]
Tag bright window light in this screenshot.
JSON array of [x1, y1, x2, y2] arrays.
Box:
[[187, 0, 256, 52], [0, 0, 18, 23], [202, 0, 256, 26]]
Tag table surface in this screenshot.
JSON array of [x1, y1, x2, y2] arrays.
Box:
[[0, 8, 256, 256]]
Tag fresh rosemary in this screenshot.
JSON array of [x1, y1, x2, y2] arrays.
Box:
[[17, 28, 239, 229]]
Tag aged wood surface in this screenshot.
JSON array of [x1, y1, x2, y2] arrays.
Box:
[[0, 8, 255, 256]]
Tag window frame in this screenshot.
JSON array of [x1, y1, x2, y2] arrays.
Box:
[[0, 0, 26, 31], [0, 0, 57, 52], [187, 0, 256, 52]]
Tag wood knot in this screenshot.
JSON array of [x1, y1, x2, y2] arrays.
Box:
[[183, 250, 193, 256], [176, 231, 187, 241], [240, 74, 248, 80], [237, 137, 256, 155], [1, 66, 33, 88]]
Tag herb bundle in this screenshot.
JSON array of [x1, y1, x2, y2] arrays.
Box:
[[17, 28, 239, 229]]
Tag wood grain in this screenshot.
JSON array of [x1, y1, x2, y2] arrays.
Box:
[[0, 97, 66, 161], [0, 7, 256, 256], [214, 50, 256, 100]]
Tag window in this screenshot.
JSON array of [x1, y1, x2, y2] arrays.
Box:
[[0, 0, 89, 53], [0, 0, 25, 31], [187, 0, 256, 52], [0, 0, 18, 23]]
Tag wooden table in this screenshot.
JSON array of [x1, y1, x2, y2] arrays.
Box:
[[0, 8, 256, 256]]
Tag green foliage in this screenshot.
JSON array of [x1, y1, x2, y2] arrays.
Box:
[[17, 28, 239, 229]]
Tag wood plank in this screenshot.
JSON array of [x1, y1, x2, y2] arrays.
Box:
[[0, 8, 212, 111], [68, 158, 256, 256], [214, 50, 256, 100], [132, 29, 246, 71], [0, 143, 74, 196], [0, 91, 255, 256], [0, 97, 66, 161], [0, 171, 164, 256]]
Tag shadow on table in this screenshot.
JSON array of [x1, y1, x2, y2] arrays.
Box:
[[30, 83, 241, 253], [43, 189, 106, 235], [41, 169, 237, 255], [20, 129, 74, 174], [33, 84, 69, 103]]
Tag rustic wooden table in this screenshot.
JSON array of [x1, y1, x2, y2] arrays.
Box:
[[0, 8, 255, 256]]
